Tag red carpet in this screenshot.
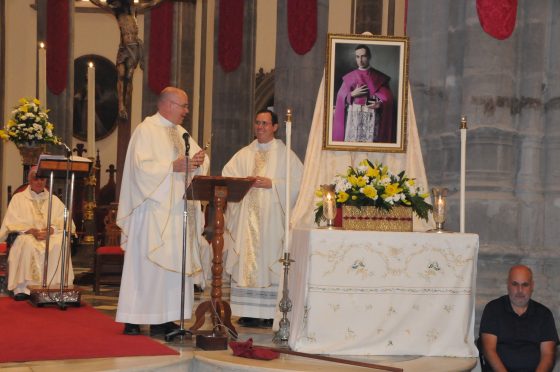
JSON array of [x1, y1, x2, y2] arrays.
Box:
[[0, 297, 178, 363]]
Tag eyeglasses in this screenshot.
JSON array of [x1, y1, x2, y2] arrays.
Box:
[[169, 100, 189, 110], [255, 120, 272, 126]]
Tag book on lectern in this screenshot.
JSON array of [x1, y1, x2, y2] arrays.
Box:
[[37, 154, 92, 178]]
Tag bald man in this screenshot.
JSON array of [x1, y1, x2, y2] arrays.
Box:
[[480, 265, 559, 372], [116, 87, 209, 336]]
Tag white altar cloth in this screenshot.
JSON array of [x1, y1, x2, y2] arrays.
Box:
[[288, 228, 479, 357]]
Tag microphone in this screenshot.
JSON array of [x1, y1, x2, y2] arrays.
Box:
[[182, 132, 190, 157], [58, 142, 72, 157]]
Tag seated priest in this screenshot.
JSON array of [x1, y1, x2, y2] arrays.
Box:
[[0, 165, 74, 301]]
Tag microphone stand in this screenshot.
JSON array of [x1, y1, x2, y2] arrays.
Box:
[[166, 132, 193, 341], [57, 145, 74, 310], [30, 143, 83, 308]]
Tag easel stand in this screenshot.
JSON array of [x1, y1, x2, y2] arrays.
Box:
[[30, 154, 91, 309], [186, 176, 253, 349]]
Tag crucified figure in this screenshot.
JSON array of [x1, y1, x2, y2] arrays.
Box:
[[90, 0, 164, 119]]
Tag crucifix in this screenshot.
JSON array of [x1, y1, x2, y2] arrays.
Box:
[[89, 0, 164, 119], [89, 0, 164, 197]]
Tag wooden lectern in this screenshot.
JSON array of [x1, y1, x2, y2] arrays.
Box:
[[187, 175, 254, 339], [30, 155, 92, 308]]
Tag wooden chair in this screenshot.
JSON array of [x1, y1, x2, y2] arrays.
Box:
[[93, 204, 124, 295]]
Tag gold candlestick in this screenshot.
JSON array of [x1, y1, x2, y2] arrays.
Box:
[[460, 115, 468, 130]]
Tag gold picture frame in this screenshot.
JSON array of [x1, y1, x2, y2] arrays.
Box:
[[323, 33, 409, 152]]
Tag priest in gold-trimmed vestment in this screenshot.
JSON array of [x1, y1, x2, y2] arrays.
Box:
[[223, 109, 303, 325]]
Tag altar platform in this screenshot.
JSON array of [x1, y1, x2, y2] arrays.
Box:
[[0, 282, 479, 372]]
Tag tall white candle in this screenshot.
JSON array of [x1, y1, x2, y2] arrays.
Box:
[[38, 42, 46, 108], [87, 62, 96, 157], [284, 109, 292, 253], [460, 116, 467, 233]]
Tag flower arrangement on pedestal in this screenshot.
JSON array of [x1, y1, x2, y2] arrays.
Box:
[[315, 159, 432, 226], [0, 98, 60, 146]]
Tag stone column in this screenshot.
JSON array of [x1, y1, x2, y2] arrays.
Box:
[[0, 0, 4, 205], [408, 1, 462, 191], [37, 0, 74, 149], [514, 1, 549, 249], [543, 0, 560, 249], [274, 0, 328, 161], [142, 2, 197, 131], [210, 1, 257, 175]]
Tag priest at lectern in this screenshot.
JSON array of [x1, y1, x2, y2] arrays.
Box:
[[0, 166, 74, 301], [116, 87, 209, 336]]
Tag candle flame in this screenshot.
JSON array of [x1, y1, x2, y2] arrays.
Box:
[[88, 62, 94, 68], [39, 42, 45, 49]]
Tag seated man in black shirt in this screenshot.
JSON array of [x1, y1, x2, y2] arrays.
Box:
[[480, 265, 559, 372]]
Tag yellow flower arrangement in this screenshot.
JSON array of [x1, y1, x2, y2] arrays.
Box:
[[0, 98, 61, 146], [315, 159, 432, 224]]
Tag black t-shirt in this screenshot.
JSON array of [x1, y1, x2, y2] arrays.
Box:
[[480, 295, 559, 372]]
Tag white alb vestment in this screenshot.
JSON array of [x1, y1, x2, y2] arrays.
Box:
[[0, 187, 74, 295], [116, 113, 209, 324], [223, 139, 303, 318]]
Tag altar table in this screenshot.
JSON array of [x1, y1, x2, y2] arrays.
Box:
[[288, 228, 479, 357]]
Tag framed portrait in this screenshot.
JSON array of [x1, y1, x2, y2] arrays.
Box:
[[323, 34, 409, 152]]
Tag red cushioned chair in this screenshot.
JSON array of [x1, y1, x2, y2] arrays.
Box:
[[93, 204, 124, 295], [0, 242, 8, 292]]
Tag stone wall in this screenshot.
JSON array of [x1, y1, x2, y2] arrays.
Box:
[[408, 0, 560, 331]]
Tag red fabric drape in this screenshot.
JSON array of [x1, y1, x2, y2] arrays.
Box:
[[476, 0, 518, 40], [46, 0, 69, 95], [288, 0, 317, 55], [218, 0, 244, 72], [148, 1, 173, 93]]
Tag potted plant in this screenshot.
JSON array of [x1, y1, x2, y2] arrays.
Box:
[[0, 98, 61, 165]]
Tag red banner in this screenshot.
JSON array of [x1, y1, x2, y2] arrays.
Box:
[[148, 1, 173, 93], [218, 0, 244, 72], [288, 0, 317, 55], [476, 0, 518, 40], [46, 0, 69, 95]]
